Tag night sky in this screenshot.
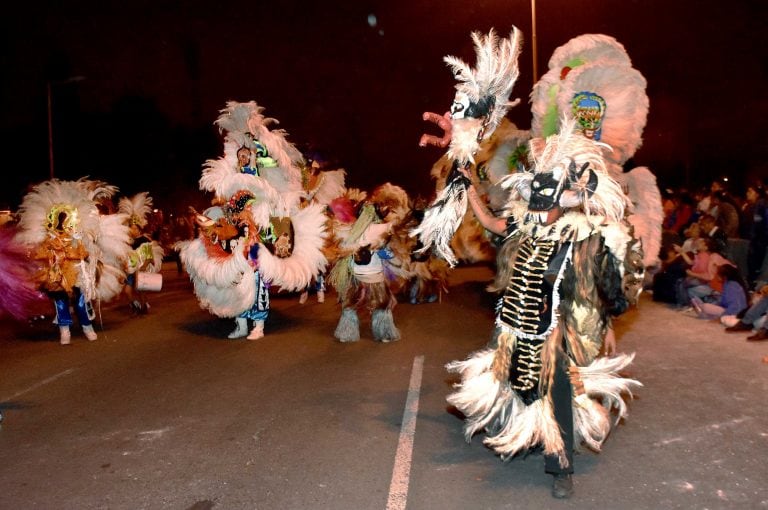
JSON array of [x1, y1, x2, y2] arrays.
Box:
[[2, 0, 767, 212]]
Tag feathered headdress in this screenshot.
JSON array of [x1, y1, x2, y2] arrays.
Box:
[[530, 34, 648, 173], [118, 192, 153, 228], [445, 27, 523, 164], [413, 27, 523, 266], [501, 117, 628, 224]]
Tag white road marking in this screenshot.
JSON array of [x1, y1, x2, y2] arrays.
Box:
[[1, 368, 76, 402], [386, 355, 424, 510]]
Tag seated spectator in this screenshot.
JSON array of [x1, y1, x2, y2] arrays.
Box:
[[652, 223, 702, 304], [678, 238, 734, 306], [725, 284, 768, 339], [691, 264, 748, 320], [675, 237, 711, 306], [652, 245, 687, 304]]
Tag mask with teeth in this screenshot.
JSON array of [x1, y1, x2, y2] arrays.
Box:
[[528, 172, 563, 212]]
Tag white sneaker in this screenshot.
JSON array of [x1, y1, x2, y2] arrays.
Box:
[[247, 321, 265, 340], [299, 291, 308, 304], [83, 325, 98, 341], [317, 291, 325, 303], [59, 326, 71, 345], [228, 318, 248, 339]]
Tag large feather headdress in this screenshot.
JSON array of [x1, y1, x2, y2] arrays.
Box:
[[445, 27, 523, 164], [530, 34, 648, 173], [215, 101, 304, 189], [412, 27, 523, 266]]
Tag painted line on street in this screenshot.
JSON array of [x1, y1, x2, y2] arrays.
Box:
[[386, 355, 424, 510], [1, 368, 75, 402]]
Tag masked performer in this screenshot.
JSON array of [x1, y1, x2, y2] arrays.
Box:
[[415, 28, 643, 499], [329, 184, 411, 342], [15, 179, 131, 344], [177, 101, 327, 340]]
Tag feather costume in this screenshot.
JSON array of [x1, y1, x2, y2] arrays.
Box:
[[446, 121, 643, 467], [413, 27, 523, 266], [178, 101, 328, 327], [119, 192, 165, 274], [0, 227, 45, 320], [15, 179, 131, 303], [329, 184, 412, 343]]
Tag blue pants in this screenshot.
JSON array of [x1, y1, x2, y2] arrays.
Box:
[[50, 288, 92, 327]]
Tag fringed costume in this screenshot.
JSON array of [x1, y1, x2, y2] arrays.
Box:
[[328, 184, 411, 342], [416, 27, 646, 499]]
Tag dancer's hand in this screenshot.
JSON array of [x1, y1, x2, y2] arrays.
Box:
[[419, 111, 452, 148]]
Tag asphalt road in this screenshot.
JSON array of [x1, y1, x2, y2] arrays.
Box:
[[1, 264, 766, 510]]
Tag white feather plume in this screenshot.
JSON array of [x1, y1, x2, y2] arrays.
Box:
[[175, 238, 255, 318], [410, 177, 468, 267], [118, 192, 153, 228]]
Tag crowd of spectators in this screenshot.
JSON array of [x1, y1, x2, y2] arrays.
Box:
[[652, 178, 768, 348]]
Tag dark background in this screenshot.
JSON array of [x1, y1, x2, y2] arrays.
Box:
[[1, 0, 767, 213]]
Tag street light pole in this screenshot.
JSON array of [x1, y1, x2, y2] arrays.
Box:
[[531, 0, 538, 85], [46, 76, 85, 181], [47, 82, 54, 180]]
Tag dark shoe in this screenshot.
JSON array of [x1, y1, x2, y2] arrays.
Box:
[[725, 322, 752, 332], [747, 329, 768, 341], [552, 473, 574, 499]]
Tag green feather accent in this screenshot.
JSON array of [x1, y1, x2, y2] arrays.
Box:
[[344, 204, 378, 248], [541, 84, 561, 137], [328, 255, 354, 295], [508, 144, 530, 171], [539, 58, 586, 138]]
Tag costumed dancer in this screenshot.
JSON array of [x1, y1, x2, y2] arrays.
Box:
[[118, 192, 165, 315], [328, 184, 411, 343], [15, 179, 132, 344], [415, 27, 644, 499], [298, 157, 347, 304], [424, 118, 531, 264], [176, 101, 327, 340]]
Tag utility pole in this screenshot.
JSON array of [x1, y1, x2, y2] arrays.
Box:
[[531, 0, 538, 85]]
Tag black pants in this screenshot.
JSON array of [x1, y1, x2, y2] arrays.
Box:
[[544, 350, 574, 475]]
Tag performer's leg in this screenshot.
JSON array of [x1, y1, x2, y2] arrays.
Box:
[[334, 308, 360, 342], [545, 350, 574, 498], [247, 309, 268, 340], [372, 308, 400, 342], [316, 274, 325, 303], [73, 288, 97, 341], [51, 292, 72, 345], [228, 317, 249, 339]]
